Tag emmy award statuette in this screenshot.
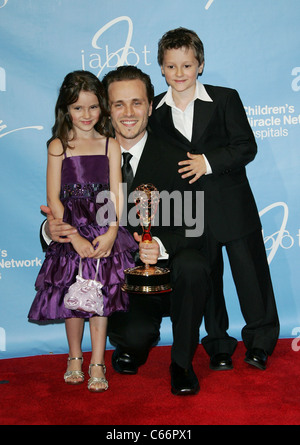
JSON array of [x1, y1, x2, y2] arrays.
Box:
[[122, 184, 172, 294]]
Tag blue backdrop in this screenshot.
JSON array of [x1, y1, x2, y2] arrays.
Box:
[[0, 0, 299, 358]]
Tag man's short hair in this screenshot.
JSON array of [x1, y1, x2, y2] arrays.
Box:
[[102, 66, 154, 104]]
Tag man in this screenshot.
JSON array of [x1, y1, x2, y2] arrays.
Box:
[[42, 66, 210, 395]]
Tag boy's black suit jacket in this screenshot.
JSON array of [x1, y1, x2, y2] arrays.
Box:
[[150, 85, 261, 243]]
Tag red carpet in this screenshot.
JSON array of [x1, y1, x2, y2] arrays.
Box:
[[1, 339, 299, 426]]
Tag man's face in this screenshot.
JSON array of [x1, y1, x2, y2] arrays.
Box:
[[108, 79, 152, 149]]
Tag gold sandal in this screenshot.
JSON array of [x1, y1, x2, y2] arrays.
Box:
[[64, 357, 84, 385], [88, 363, 108, 393]]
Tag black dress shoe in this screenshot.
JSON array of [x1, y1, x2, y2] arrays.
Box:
[[245, 348, 268, 370], [112, 347, 138, 375], [210, 353, 233, 371], [170, 362, 200, 396]]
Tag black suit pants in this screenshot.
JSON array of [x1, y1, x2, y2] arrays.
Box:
[[108, 248, 210, 369], [201, 227, 280, 357]]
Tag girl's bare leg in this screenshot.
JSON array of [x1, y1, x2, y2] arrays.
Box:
[[89, 316, 108, 391], [64, 317, 85, 383]]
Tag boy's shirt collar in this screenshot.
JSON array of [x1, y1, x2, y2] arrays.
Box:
[[156, 81, 213, 109]]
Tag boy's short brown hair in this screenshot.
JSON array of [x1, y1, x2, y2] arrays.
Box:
[[157, 27, 205, 68]]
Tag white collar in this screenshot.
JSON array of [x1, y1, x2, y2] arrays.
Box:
[[156, 81, 213, 109], [120, 131, 148, 159]]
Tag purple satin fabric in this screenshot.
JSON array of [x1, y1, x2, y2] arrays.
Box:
[[28, 155, 137, 321], [61, 155, 109, 185]]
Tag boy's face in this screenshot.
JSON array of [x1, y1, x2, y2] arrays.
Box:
[[161, 47, 204, 97]]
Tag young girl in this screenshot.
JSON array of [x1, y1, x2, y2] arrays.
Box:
[[28, 71, 137, 392]]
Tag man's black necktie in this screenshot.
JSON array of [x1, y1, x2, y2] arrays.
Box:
[[122, 152, 134, 191]]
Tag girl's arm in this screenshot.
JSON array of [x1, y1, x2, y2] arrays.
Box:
[[46, 139, 65, 219], [108, 138, 123, 229], [91, 138, 122, 258], [47, 139, 94, 257]]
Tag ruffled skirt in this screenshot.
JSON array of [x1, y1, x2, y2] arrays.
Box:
[[28, 224, 137, 320]]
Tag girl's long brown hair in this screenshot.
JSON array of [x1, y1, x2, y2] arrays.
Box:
[[47, 70, 113, 153]]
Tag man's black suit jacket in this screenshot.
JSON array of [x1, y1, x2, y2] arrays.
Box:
[[123, 130, 203, 260], [150, 85, 261, 243]]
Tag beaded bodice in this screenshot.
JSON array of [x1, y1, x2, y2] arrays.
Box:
[[59, 154, 110, 227], [61, 182, 109, 199]]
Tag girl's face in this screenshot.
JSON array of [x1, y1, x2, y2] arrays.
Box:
[[68, 91, 101, 134], [161, 47, 204, 97]]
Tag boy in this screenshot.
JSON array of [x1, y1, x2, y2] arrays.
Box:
[[149, 27, 279, 371]]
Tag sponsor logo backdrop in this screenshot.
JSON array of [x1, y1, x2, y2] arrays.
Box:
[[0, 0, 299, 358]]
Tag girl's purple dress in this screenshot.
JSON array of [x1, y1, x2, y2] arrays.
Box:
[[28, 142, 137, 320]]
